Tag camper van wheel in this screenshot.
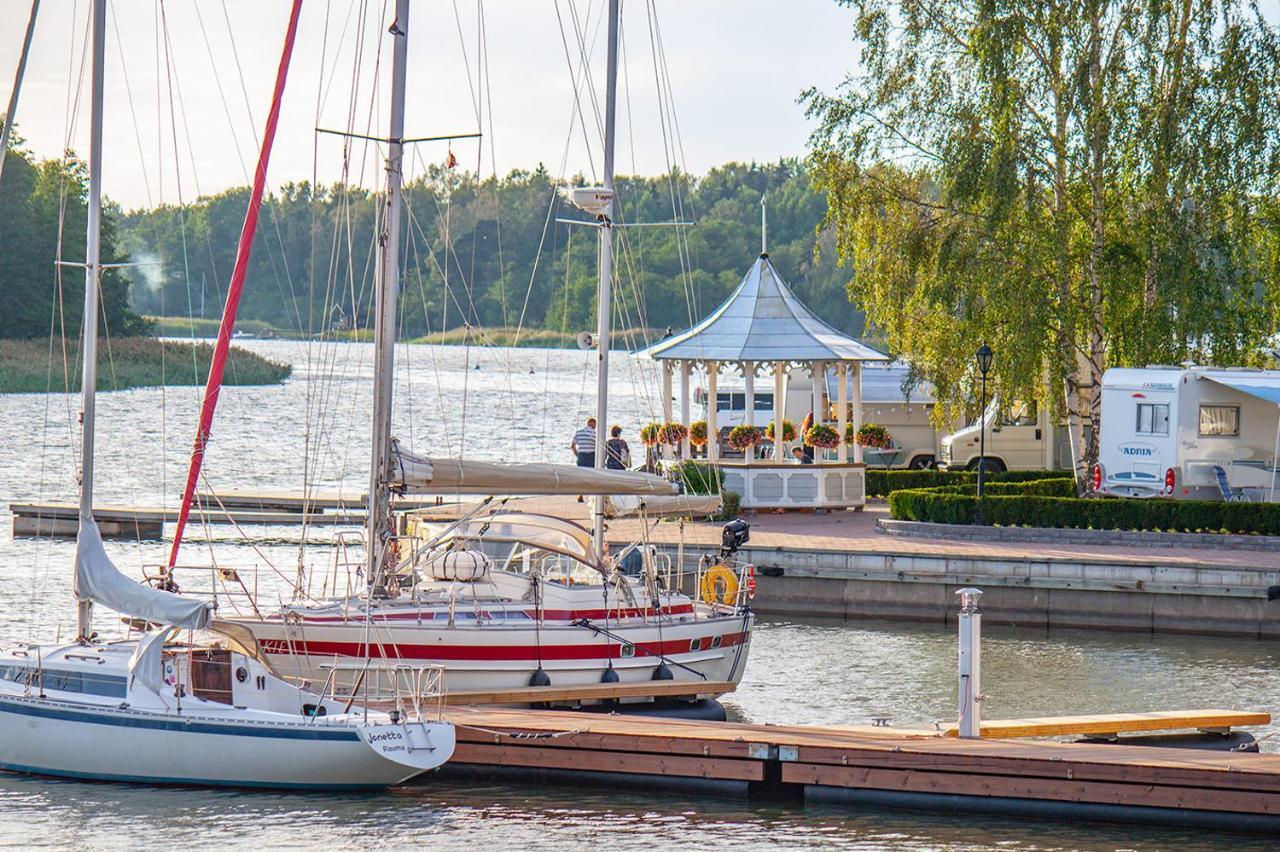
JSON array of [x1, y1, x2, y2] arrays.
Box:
[[908, 455, 934, 470], [968, 457, 1006, 474]]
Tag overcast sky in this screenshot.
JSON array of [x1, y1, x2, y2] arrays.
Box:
[[0, 0, 859, 210]]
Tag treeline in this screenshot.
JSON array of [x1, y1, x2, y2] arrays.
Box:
[[120, 160, 865, 342], [0, 132, 150, 340]]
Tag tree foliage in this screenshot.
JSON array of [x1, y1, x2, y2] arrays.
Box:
[[120, 160, 866, 343], [805, 0, 1280, 487], [0, 131, 150, 340]]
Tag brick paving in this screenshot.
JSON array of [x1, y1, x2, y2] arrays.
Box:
[[411, 496, 1280, 570]]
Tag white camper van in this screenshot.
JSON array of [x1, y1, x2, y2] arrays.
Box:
[[938, 396, 1076, 472], [1097, 366, 1280, 501], [695, 363, 947, 468]]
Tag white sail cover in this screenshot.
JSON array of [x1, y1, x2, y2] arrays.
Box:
[[390, 443, 678, 496], [605, 494, 723, 518], [75, 519, 213, 630]]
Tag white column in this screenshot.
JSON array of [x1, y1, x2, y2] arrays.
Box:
[[851, 361, 864, 464], [837, 362, 849, 464], [707, 361, 719, 461], [811, 360, 825, 462], [773, 361, 786, 461], [679, 359, 691, 458], [957, 588, 983, 739], [744, 361, 755, 464], [661, 361, 674, 462]]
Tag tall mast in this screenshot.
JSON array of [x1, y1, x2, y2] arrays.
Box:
[[592, 0, 620, 558], [76, 0, 107, 641], [0, 0, 40, 188], [367, 0, 410, 589]]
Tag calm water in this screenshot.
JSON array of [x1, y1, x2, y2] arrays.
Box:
[[1, 340, 1277, 850]]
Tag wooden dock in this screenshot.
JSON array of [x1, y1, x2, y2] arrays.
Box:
[[437, 706, 1280, 831], [9, 491, 446, 539]]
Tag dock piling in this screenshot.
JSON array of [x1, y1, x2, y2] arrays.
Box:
[[957, 587, 983, 739]]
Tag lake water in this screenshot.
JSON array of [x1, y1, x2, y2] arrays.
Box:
[[1, 340, 1277, 850]]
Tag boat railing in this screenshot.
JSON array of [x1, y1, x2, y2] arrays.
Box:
[[317, 661, 447, 722], [693, 554, 755, 612], [141, 563, 262, 619]]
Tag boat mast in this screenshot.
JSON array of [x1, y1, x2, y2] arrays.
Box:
[[592, 0, 620, 559], [76, 0, 107, 641], [367, 0, 410, 591], [0, 0, 40, 188]]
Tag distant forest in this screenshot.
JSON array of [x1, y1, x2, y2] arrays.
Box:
[[120, 160, 865, 343]]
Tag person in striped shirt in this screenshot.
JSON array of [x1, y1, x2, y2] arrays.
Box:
[[571, 417, 597, 502]]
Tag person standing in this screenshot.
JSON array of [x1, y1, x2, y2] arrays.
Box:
[[605, 425, 631, 470], [571, 417, 597, 502]]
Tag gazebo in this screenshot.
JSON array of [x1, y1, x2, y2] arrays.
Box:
[[639, 249, 890, 510]]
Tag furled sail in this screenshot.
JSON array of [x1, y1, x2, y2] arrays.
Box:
[[75, 519, 212, 630], [389, 441, 678, 496], [604, 493, 723, 518]]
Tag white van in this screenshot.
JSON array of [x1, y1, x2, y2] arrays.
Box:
[[937, 396, 1076, 472], [1097, 366, 1280, 501]]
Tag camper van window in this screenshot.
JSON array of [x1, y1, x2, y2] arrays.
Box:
[[717, 393, 752, 412], [1136, 403, 1170, 436], [1001, 401, 1038, 427], [754, 394, 774, 412], [1198, 404, 1240, 437]]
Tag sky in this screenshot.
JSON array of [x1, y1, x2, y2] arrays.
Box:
[[0, 0, 860, 211]]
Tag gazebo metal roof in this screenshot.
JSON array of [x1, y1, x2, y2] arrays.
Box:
[[639, 254, 889, 363]]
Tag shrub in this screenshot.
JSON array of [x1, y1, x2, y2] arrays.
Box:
[[714, 490, 742, 521], [864, 468, 1069, 497], [675, 460, 723, 494], [728, 424, 762, 450], [689, 420, 709, 447], [805, 423, 841, 449], [765, 419, 796, 442], [887, 487, 1280, 536]]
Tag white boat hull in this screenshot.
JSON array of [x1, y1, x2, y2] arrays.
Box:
[[0, 693, 453, 789]]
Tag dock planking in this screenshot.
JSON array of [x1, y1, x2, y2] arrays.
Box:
[[940, 708, 1272, 739], [437, 705, 1280, 828]]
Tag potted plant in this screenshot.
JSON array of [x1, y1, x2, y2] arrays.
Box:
[[689, 420, 709, 447], [764, 419, 796, 443], [640, 422, 662, 447], [805, 423, 841, 449], [850, 422, 892, 448], [657, 421, 689, 446], [728, 424, 763, 450]]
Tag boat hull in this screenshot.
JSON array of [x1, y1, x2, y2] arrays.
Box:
[[0, 693, 453, 789], [243, 613, 755, 696]]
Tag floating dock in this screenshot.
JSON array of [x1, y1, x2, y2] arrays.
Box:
[[439, 705, 1280, 832]]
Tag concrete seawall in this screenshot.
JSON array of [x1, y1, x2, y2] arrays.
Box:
[[658, 542, 1280, 639]]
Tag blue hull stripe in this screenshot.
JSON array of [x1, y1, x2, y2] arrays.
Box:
[[0, 760, 387, 791], [0, 696, 359, 741]]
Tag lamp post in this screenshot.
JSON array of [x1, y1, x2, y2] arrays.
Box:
[[975, 343, 994, 501]]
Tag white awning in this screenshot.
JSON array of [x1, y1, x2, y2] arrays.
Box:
[[390, 442, 677, 496], [75, 519, 212, 630], [1202, 372, 1280, 405]]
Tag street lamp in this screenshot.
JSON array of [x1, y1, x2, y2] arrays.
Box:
[[975, 343, 994, 501]]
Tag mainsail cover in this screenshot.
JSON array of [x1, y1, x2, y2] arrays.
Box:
[[604, 493, 723, 518], [390, 442, 678, 496], [75, 519, 212, 630]]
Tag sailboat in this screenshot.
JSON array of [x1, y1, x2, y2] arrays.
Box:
[[0, 0, 454, 788], [212, 0, 755, 706]]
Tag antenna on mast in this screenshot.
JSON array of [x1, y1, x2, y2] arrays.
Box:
[[760, 194, 767, 257]]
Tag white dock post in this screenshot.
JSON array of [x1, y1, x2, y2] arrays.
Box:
[[957, 587, 983, 739]]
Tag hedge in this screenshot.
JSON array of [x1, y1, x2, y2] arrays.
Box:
[[887, 487, 1280, 536], [865, 468, 1073, 498]]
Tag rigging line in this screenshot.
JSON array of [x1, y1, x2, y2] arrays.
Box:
[[566, 0, 607, 149], [552, 0, 598, 183]]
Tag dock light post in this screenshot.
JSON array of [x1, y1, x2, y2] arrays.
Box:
[[975, 343, 994, 501], [957, 587, 983, 739]]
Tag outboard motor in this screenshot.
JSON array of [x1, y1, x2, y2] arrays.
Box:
[[720, 519, 749, 559]]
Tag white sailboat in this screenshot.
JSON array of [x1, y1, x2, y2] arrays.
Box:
[[0, 0, 454, 789], [224, 0, 755, 708]]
